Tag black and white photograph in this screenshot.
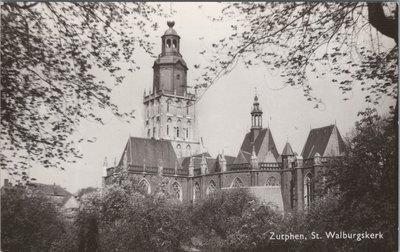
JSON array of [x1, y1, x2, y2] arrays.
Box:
[[1, 2, 398, 251]]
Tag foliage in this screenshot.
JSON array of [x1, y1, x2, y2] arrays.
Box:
[[1, 186, 65, 252], [1, 2, 162, 178], [76, 181, 192, 252], [198, 2, 398, 106], [290, 109, 398, 252]]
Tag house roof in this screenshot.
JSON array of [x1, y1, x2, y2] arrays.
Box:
[[282, 142, 295, 156], [27, 183, 74, 206], [119, 137, 180, 169], [301, 125, 345, 158]]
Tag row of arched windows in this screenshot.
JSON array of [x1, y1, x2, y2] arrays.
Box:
[[165, 38, 178, 49], [139, 174, 312, 207], [138, 178, 183, 202]]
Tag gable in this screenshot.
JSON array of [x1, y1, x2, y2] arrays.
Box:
[[301, 125, 345, 158], [118, 137, 180, 169]]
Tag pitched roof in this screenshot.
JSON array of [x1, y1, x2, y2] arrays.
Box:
[[27, 183, 73, 206], [238, 128, 279, 161], [282, 142, 295, 156], [234, 150, 251, 164], [301, 125, 345, 158], [28, 183, 72, 197], [119, 137, 180, 169]]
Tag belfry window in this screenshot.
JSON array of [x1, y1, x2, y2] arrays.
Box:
[[173, 39, 177, 48], [166, 39, 171, 48]]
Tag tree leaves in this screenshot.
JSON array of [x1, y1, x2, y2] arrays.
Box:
[[1, 3, 162, 177], [197, 2, 398, 107]]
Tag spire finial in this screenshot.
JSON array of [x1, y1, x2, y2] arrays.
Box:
[[167, 20, 175, 28]]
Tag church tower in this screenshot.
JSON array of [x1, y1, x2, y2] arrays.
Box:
[[143, 21, 200, 158], [250, 94, 263, 142]]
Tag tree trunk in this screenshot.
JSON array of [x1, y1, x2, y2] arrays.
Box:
[[367, 3, 398, 44]]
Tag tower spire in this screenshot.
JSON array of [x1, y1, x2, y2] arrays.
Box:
[[250, 92, 263, 141]]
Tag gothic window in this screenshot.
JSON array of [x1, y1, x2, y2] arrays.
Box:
[[167, 99, 171, 113], [146, 120, 149, 126], [166, 39, 171, 48], [153, 127, 156, 138], [266, 176, 280, 187], [167, 117, 172, 137], [147, 129, 151, 138], [186, 128, 189, 139], [172, 39, 177, 48], [139, 179, 151, 194], [186, 102, 191, 115], [177, 119, 182, 138], [231, 177, 244, 188], [304, 173, 313, 208], [193, 182, 200, 202], [290, 179, 295, 209], [206, 180, 217, 196], [172, 181, 182, 201]]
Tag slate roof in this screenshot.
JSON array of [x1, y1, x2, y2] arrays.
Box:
[[282, 142, 295, 156], [234, 150, 251, 164], [301, 125, 345, 158], [119, 137, 180, 169], [238, 128, 279, 161]]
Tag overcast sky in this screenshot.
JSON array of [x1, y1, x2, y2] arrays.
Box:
[[3, 2, 395, 193]]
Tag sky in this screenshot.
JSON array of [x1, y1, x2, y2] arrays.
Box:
[[2, 2, 396, 193]]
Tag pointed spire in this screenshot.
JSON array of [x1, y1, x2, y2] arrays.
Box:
[[102, 157, 108, 177], [282, 142, 295, 156]]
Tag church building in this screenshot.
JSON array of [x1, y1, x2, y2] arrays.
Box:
[[103, 21, 345, 213]]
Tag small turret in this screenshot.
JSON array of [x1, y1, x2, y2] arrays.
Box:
[[250, 93, 263, 142]]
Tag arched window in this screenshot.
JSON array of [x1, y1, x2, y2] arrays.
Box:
[[176, 74, 180, 80], [147, 129, 151, 138], [206, 180, 217, 196], [186, 145, 191, 156], [193, 182, 200, 202], [139, 179, 151, 194], [166, 39, 171, 48], [167, 118, 172, 136], [153, 127, 156, 138], [172, 181, 182, 201], [304, 173, 313, 208], [177, 120, 181, 138], [177, 144, 181, 149], [231, 177, 244, 188], [166, 99, 171, 113], [266, 176, 280, 187], [172, 39, 177, 48]]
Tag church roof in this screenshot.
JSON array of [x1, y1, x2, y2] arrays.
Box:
[[234, 150, 251, 164], [238, 128, 279, 161], [281, 142, 294, 156], [301, 125, 345, 158], [119, 137, 180, 169]]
